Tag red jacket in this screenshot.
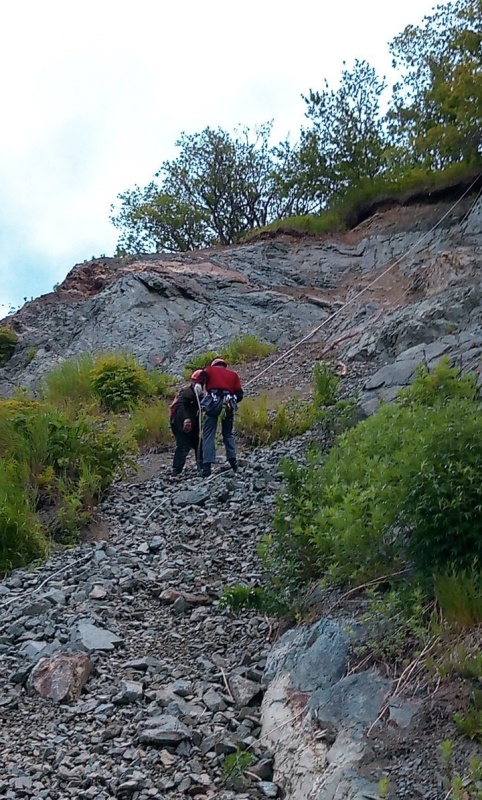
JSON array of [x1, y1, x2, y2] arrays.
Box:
[[200, 365, 244, 401]]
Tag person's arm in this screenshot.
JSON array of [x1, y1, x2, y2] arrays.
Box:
[[194, 369, 208, 396], [234, 372, 243, 403]]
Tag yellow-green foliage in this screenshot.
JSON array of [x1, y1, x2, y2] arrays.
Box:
[[91, 353, 152, 412], [313, 362, 340, 407], [147, 370, 178, 399], [184, 335, 275, 376], [0, 460, 48, 572], [0, 397, 129, 570], [42, 354, 177, 415], [236, 394, 313, 446], [0, 326, 18, 366], [265, 360, 482, 596], [222, 334, 275, 365], [246, 163, 482, 239], [42, 354, 95, 409], [184, 351, 219, 377], [125, 400, 172, 449], [435, 571, 482, 628]]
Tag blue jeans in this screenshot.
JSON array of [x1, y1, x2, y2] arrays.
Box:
[[202, 412, 236, 464]]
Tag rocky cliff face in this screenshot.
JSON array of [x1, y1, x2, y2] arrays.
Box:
[[1, 195, 481, 401]]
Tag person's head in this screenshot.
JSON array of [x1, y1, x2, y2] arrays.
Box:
[[211, 357, 227, 368], [190, 369, 202, 384]]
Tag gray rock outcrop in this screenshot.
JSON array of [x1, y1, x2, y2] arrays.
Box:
[[1, 197, 481, 401]]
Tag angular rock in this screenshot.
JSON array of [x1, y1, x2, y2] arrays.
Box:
[[138, 714, 192, 747], [29, 652, 93, 702], [73, 621, 123, 651], [113, 679, 144, 705], [228, 674, 263, 708]]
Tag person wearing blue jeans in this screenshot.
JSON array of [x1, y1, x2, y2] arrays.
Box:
[[202, 404, 236, 470], [195, 358, 244, 478]]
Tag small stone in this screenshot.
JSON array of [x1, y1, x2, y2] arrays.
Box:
[[89, 585, 108, 600], [114, 680, 144, 705], [258, 782, 279, 798], [138, 714, 192, 747], [228, 674, 263, 708]]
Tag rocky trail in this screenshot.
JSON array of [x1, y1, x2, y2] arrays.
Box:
[[0, 430, 314, 800]]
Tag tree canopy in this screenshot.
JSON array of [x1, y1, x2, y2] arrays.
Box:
[[111, 0, 482, 255]]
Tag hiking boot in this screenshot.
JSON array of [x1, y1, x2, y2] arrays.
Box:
[[171, 468, 182, 476], [228, 458, 238, 472], [201, 463, 212, 478]]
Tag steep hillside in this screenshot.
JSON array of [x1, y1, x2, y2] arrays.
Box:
[[1, 195, 481, 405], [1, 195, 482, 800]]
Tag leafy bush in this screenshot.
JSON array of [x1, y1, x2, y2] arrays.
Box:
[[264, 360, 482, 595], [0, 398, 130, 568], [0, 460, 48, 573], [183, 351, 219, 377], [219, 584, 265, 611], [354, 584, 432, 666], [126, 400, 172, 449], [0, 326, 18, 366], [219, 583, 290, 617], [91, 354, 152, 412], [454, 694, 482, 743], [397, 357, 478, 408], [184, 335, 275, 377], [222, 749, 253, 788], [236, 394, 313, 446], [222, 334, 275, 364], [42, 354, 95, 408], [313, 362, 340, 407], [400, 400, 482, 573], [435, 571, 482, 628], [147, 370, 177, 398]]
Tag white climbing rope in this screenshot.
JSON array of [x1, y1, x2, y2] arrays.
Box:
[[244, 176, 482, 389]]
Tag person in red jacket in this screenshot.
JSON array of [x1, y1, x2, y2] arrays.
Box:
[[195, 357, 244, 477]]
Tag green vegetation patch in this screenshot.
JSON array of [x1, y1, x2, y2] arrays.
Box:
[[262, 359, 482, 597], [0, 326, 18, 366], [91, 353, 153, 412]]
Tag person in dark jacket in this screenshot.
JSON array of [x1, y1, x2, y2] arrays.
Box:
[[169, 370, 203, 476], [195, 357, 244, 478]]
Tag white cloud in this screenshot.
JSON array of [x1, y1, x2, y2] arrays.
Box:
[[0, 0, 438, 312]]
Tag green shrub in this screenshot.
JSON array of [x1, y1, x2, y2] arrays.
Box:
[[0, 326, 18, 366], [400, 400, 482, 573], [184, 351, 219, 377], [147, 370, 177, 398], [91, 354, 151, 412], [222, 334, 275, 365], [42, 354, 95, 409], [237, 394, 313, 446], [313, 362, 340, 407], [397, 357, 478, 408], [354, 584, 432, 666], [435, 570, 482, 628], [0, 398, 130, 567], [183, 335, 275, 377], [222, 749, 253, 788], [126, 400, 172, 449], [0, 460, 48, 573], [245, 163, 482, 240], [264, 360, 482, 596], [219, 583, 291, 617], [454, 693, 482, 742]]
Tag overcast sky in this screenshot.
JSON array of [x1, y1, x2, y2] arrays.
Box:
[[0, 0, 440, 316]]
